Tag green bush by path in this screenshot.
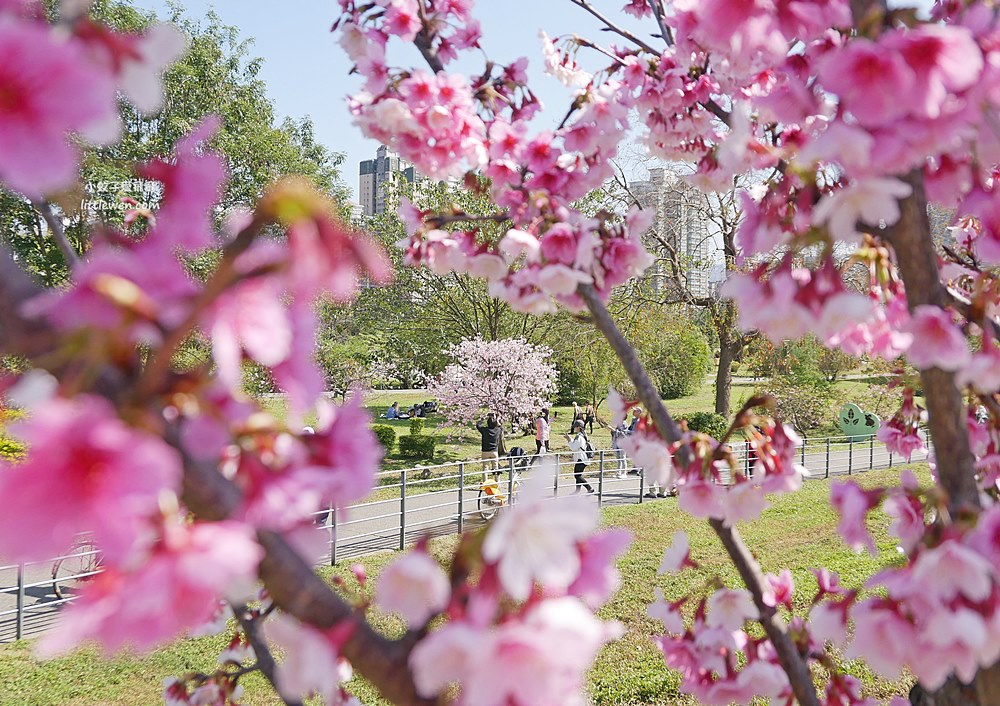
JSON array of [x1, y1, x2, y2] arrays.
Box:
[[371, 424, 396, 453], [398, 434, 436, 459], [408, 416, 425, 436], [677, 412, 728, 439]]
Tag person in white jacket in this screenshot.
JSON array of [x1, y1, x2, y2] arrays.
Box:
[[564, 420, 595, 494]]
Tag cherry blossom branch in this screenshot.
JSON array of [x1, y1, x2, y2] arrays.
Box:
[[644, 0, 674, 47], [166, 428, 432, 705], [231, 603, 304, 706], [413, 4, 445, 73], [886, 172, 980, 511], [576, 282, 822, 706], [31, 200, 79, 267], [567, 0, 658, 54]]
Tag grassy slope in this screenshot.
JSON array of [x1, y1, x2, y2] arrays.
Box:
[[0, 466, 921, 706]]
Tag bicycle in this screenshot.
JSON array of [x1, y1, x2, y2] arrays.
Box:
[[51, 537, 102, 600], [477, 471, 521, 520]]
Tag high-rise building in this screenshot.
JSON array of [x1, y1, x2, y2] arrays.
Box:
[[629, 168, 715, 300], [358, 145, 421, 216]]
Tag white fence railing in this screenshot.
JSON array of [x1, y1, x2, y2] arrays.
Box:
[[0, 432, 926, 642]]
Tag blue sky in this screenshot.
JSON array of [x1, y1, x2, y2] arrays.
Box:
[[135, 0, 635, 200], [135, 1, 936, 201]]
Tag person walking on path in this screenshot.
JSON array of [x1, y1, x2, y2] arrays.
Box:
[[476, 413, 504, 481], [571, 401, 581, 430], [610, 419, 628, 479], [534, 408, 551, 455], [584, 403, 596, 434], [565, 420, 595, 494]]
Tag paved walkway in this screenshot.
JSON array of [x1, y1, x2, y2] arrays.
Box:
[[0, 437, 924, 642]]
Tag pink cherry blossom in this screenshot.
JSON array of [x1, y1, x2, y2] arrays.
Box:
[[883, 489, 925, 552], [845, 601, 917, 681], [762, 570, 794, 609], [956, 338, 1000, 393], [818, 38, 917, 128], [678, 476, 726, 520], [903, 305, 971, 371], [38, 519, 262, 656], [0, 18, 119, 197], [139, 117, 227, 253], [263, 614, 349, 704], [481, 463, 598, 601], [568, 528, 633, 609], [647, 588, 685, 634], [812, 178, 912, 243], [910, 540, 995, 602], [722, 481, 770, 526], [428, 337, 558, 432], [0, 394, 180, 564], [375, 550, 450, 627], [658, 530, 695, 574], [830, 480, 881, 554], [705, 589, 757, 631]]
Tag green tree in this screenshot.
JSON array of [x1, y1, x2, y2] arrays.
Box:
[[631, 305, 712, 400], [4, 0, 347, 285]]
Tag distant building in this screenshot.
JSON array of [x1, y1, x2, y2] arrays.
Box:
[[359, 145, 421, 216], [630, 168, 714, 300]]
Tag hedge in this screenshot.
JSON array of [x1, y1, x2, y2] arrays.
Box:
[[409, 417, 425, 436], [372, 425, 396, 453], [678, 412, 729, 440], [398, 435, 436, 459]]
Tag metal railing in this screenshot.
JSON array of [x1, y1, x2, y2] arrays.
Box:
[[0, 432, 927, 643]]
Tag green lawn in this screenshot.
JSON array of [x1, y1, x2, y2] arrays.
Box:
[[0, 465, 920, 706]]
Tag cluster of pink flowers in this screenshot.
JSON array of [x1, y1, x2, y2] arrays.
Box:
[[827, 473, 1000, 690], [876, 389, 927, 462], [0, 1, 184, 198], [427, 337, 558, 427], [650, 532, 802, 705], [0, 7, 392, 666], [720, 255, 873, 351], [337, 3, 659, 311], [385, 465, 629, 704], [613, 398, 806, 526]]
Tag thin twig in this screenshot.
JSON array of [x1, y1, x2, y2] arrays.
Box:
[[567, 0, 658, 54], [32, 200, 79, 267], [231, 603, 304, 706], [576, 282, 822, 706], [645, 0, 674, 46]]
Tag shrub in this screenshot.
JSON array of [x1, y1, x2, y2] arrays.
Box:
[[640, 319, 712, 400], [409, 417, 425, 436], [756, 379, 834, 431], [679, 412, 729, 440], [398, 435, 436, 459], [372, 424, 396, 453]]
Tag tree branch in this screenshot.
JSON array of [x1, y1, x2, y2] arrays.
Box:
[[884, 172, 980, 511], [576, 282, 821, 706], [567, 0, 658, 54], [231, 604, 304, 706], [31, 200, 79, 267]]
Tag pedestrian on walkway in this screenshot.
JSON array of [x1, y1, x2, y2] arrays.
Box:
[[584, 403, 596, 434], [565, 420, 595, 494], [534, 408, 551, 455], [476, 413, 503, 481], [610, 420, 628, 479]]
